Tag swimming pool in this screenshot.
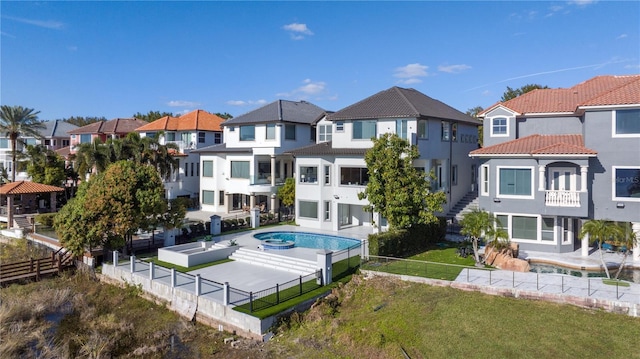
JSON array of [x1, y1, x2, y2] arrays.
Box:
[[529, 263, 640, 284], [254, 231, 361, 251]]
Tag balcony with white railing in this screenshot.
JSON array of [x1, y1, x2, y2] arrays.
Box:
[[544, 190, 581, 207]]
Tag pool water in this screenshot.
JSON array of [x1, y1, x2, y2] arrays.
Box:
[[529, 263, 640, 284], [254, 231, 361, 251]]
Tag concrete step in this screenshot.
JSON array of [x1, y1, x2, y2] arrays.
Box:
[[228, 248, 317, 275]]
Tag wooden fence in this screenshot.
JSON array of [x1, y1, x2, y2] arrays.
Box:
[[0, 248, 75, 286]]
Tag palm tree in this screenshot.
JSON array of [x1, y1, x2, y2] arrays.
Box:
[[0, 105, 46, 181], [459, 209, 494, 265], [578, 219, 624, 279], [74, 138, 111, 179], [614, 222, 638, 280]]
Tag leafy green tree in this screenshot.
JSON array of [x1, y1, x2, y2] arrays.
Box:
[[25, 145, 66, 186], [358, 133, 446, 230], [59, 116, 106, 127], [459, 209, 495, 264], [0, 105, 46, 181], [55, 161, 166, 255], [613, 222, 637, 280], [277, 177, 296, 216], [132, 111, 174, 122], [215, 112, 233, 120], [578, 219, 624, 279], [466, 106, 484, 147], [501, 84, 549, 102]]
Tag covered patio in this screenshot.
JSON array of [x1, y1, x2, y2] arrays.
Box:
[[0, 181, 65, 231]]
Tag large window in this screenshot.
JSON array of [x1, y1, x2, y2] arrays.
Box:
[[340, 167, 369, 186], [417, 119, 428, 139], [396, 119, 408, 140], [498, 167, 532, 197], [0, 138, 8, 148], [80, 134, 91, 143], [441, 121, 450, 141], [298, 200, 318, 219], [353, 120, 376, 140], [481, 165, 489, 196], [541, 217, 555, 241], [266, 123, 275, 140], [512, 216, 537, 240], [613, 167, 640, 200], [239, 125, 255, 141], [300, 166, 318, 183], [491, 117, 508, 136], [230, 161, 250, 178], [166, 132, 176, 141], [285, 124, 296, 140], [319, 124, 332, 142], [613, 109, 640, 136], [202, 190, 215, 205], [198, 132, 206, 143], [202, 161, 213, 177], [214, 132, 222, 144]]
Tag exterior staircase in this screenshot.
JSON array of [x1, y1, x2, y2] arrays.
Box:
[[13, 216, 33, 232], [446, 190, 479, 222], [229, 247, 318, 275]]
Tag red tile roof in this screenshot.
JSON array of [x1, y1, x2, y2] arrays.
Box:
[[0, 181, 65, 195], [68, 118, 148, 135], [481, 75, 640, 115], [470, 134, 597, 156], [135, 110, 225, 132]]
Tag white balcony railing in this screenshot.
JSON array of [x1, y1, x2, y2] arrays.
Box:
[[545, 190, 581, 207]]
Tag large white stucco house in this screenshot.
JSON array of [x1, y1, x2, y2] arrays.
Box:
[[194, 100, 326, 214], [288, 86, 480, 232]]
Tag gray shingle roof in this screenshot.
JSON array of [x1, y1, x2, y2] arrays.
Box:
[[40, 120, 78, 138], [68, 118, 147, 135], [222, 100, 326, 126], [286, 142, 369, 157], [326, 86, 479, 125], [192, 143, 253, 154]]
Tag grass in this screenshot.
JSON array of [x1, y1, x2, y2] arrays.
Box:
[[269, 274, 640, 359], [602, 278, 631, 287]]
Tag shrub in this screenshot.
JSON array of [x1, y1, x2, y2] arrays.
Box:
[[35, 213, 57, 227], [237, 218, 245, 227], [368, 218, 446, 257]]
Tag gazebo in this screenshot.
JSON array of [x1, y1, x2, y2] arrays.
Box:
[[0, 181, 65, 229]]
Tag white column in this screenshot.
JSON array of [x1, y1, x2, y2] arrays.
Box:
[[538, 165, 546, 191], [633, 222, 640, 262], [332, 200, 340, 232], [580, 219, 590, 257], [270, 155, 276, 186], [580, 165, 588, 192]]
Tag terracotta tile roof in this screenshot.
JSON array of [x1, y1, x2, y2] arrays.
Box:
[[68, 118, 148, 135], [469, 134, 597, 156], [327, 86, 479, 125], [481, 75, 640, 115], [0, 181, 65, 195], [55, 146, 72, 158], [135, 110, 225, 132], [167, 148, 188, 157]]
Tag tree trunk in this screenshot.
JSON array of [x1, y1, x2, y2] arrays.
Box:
[[598, 242, 611, 279], [472, 236, 480, 264], [614, 252, 628, 280], [11, 134, 17, 182]]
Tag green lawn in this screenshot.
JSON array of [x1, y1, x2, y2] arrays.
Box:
[[142, 256, 232, 273]]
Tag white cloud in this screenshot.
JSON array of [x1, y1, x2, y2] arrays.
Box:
[[167, 100, 200, 107], [624, 64, 640, 70], [568, 0, 597, 6], [616, 34, 628, 40], [282, 22, 314, 40], [67, 45, 78, 51], [393, 63, 428, 84], [394, 63, 428, 78], [3, 15, 65, 30], [438, 64, 472, 74], [277, 79, 327, 99], [226, 99, 267, 107], [1, 31, 16, 38]]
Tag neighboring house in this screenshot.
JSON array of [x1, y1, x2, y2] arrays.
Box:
[[67, 117, 149, 154], [471, 75, 640, 261], [288, 86, 480, 232], [0, 120, 78, 181], [135, 109, 225, 201], [194, 100, 326, 214]]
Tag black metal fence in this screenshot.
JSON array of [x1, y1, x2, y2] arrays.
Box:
[[238, 270, 323, 312]]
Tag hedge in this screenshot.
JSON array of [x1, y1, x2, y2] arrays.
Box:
[[367, 217, 447, 257]]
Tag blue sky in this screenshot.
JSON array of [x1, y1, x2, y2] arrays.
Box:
[[1, 1, 639, 121]]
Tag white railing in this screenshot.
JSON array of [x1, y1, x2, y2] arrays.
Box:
[[545, 190, 580, 207]]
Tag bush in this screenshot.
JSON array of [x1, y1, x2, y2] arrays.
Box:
[[35, 213, 57, 227], [237, 218, 245, 227], [368, 218, 447, 257]]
